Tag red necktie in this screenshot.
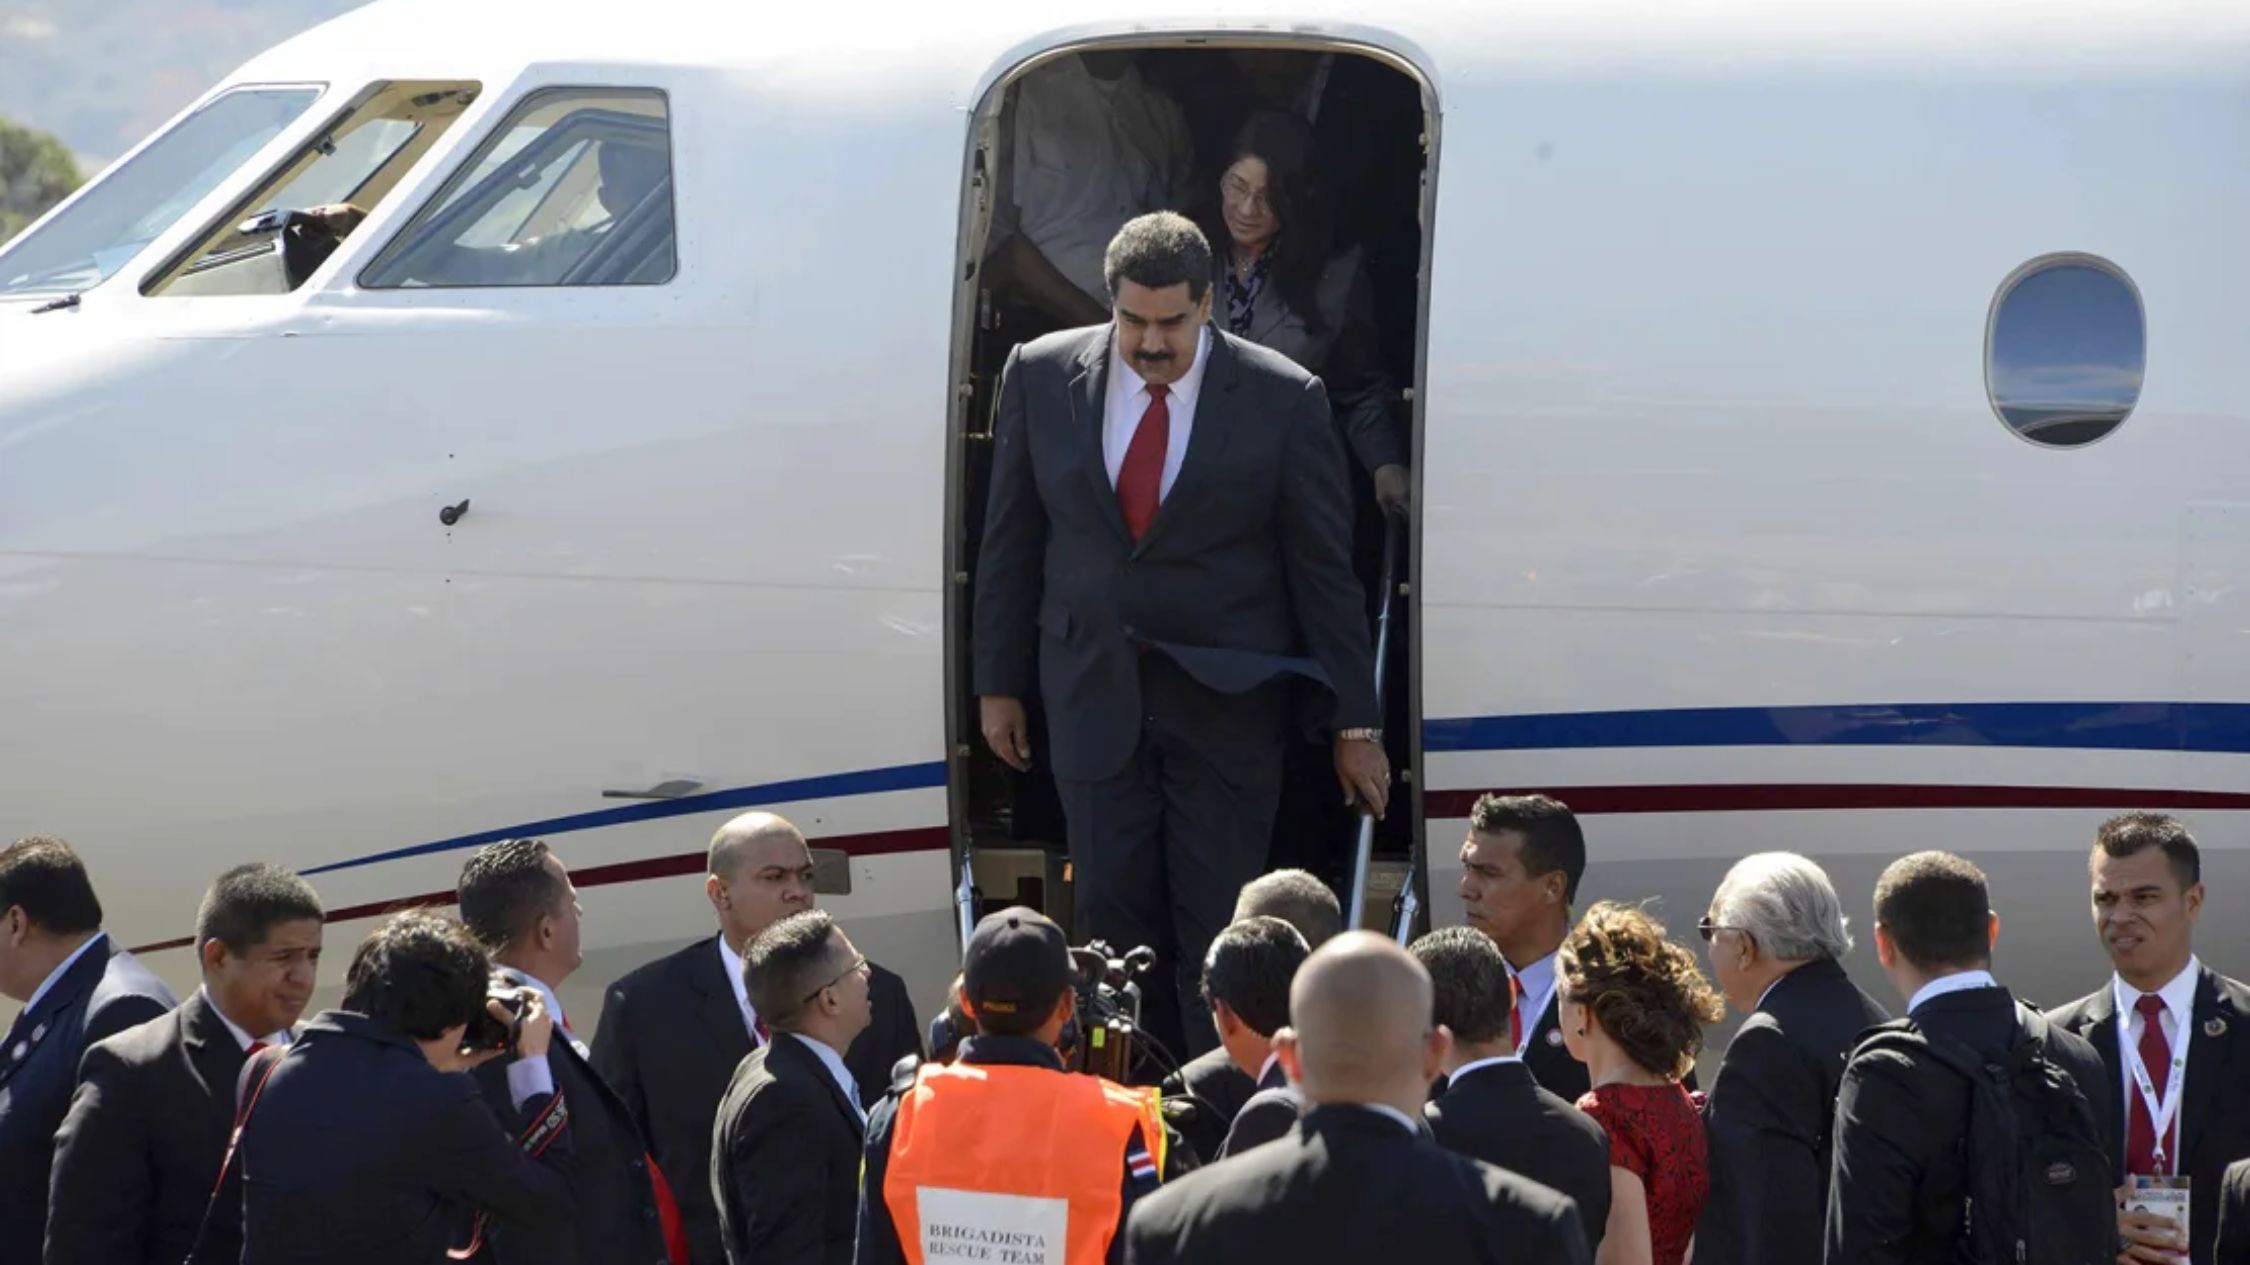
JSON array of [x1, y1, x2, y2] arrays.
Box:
[[1509, 975, 1526, 1050], [1115, 385, 1170, 542], [2126, 993, 2173, 1174], [753, 1017, 770, 1046], [245, 1041, 268, 1057]]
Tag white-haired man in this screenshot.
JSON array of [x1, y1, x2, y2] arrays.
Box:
[[1695, 852, 1890, 1265]]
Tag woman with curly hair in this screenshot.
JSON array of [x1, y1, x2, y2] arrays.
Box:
[[1558, 901, 1726, 1265]]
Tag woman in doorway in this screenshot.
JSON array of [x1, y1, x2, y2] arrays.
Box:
[[1195, 110, 1409, 515], [1559, 902, 1725, 1265]]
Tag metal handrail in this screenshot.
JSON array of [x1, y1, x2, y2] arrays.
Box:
[[1346, 514, 1402, 932]]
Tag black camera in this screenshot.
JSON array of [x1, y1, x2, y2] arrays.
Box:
[[459, 981, 532, 1055], [1063, 941, 1157, 1082]]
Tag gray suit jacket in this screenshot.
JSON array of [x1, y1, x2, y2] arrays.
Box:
[[972, 323, 1377, 781]]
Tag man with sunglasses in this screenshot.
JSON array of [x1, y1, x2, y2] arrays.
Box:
[[711, 910, 872, 1265], [1694, 852, 1888, 1265]]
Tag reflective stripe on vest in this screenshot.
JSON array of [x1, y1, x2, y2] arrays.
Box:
[[883, 1062, 1163, 1265]]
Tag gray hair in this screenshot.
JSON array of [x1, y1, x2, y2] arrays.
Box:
[[1711, 852, 1853, 962]]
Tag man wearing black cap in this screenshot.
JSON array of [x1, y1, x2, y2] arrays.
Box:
[[855, 908, 1187, 1265]]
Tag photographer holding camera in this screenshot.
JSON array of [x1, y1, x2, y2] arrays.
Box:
[[856, 908, 1189, 1265], [234, 909, 578, 1265]]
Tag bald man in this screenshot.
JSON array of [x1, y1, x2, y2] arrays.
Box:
[[1121, 933, 1589, 1265], [591, 813, 922, 1265]]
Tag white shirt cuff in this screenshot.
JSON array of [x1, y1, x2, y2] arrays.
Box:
[[506, 1055, 555, 1108]]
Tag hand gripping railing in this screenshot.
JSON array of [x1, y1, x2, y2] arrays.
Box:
[[1346, 514, 1402, 933]]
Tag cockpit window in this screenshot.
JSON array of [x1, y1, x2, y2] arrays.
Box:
[[144, 80, 480, 298], [0, 87, 318, 298], [360, 88, 676, 289]]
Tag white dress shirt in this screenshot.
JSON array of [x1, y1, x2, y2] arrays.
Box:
[[198, 985, 291, 1051], [2111, 955, 2200, 1159], [1104, 324, 1211, 501], [789, 1031, 864, 1121], [1449, 1054, 1526, 1083], [1355, 1102, 1422, 1135], [23, 931, 107, 1016], [500, 966, 590, 1060], [1256, 1050, 1282, 1088], [1506, 949, 1561, 1042], [1000, 56, 1192, 303], [1907, 968, 1999, 1016], [717, 933, 764, 1044]]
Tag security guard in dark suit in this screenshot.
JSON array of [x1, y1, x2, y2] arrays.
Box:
[[0, 837, 176, 1265], [457, 839, 676, 1265]]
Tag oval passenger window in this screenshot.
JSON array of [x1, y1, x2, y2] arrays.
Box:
[[1986, 254, 2146, 449]]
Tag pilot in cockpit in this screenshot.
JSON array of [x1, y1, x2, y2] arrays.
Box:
[[299, 138, 668, 286]]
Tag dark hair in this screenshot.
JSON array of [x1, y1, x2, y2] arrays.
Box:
[[2096, 812, 2201, 890], [1234, 869, 1343, 948], [1104, 211, 1212, 303], [1201, 916, 1309, 1038], [456, 838, 565, 951], [0, 837, 103, 934], [1873, 851, 1993, 972], [1560, 902, 1724, 1079], [196, 864, 323, 954], [1469, 794, 1587, 904], [744, 910, 841, 1033], [1410, 926, 1514, 1046], [1199, 110, 1334, 333], [341, 909, 492, 1041]]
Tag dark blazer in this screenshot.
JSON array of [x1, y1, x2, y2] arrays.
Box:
[[971, 324, 1378, 781], [1217, 1059, 1297, 1159], [591, 935, 921, 1265], [238, 1010, 579, 1265], [1519, 991, 1594, 1103], [2216, 1157, 2250, 1265], [2050, 965, 2250, 1265], [1124, 1104, 1590, 1265], [0, 934, 176, 1265], [1697, 957, 1891, 1265], [1161, 1047, 1256, 1164], [1426, 1059, 1612, 1252], [471, 977, 670, 1265], [46, 989, 262, 1265], [1823, 984, 2114, 1265], [712, 1034, 864, 1265]]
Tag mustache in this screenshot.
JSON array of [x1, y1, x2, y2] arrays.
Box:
[[1132, 350, 1175, 364]]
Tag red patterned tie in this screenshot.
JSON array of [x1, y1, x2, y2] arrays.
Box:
[[245, 1040, 268, 1057], [1509, 975, 1526, 1050], [2126, 993, 2173, 1174], [1115, 384, 1170, 542]]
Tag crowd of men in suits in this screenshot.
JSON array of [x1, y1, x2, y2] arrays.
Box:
[[4, 793, 2248, 1264]]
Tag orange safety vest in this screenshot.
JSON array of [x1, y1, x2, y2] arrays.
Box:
[[882, 1061, 1165, 1265]]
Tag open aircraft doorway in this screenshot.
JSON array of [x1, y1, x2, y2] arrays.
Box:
[[941, 35, 1438, 954]]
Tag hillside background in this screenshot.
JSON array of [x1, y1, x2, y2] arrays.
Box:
[[1, 0, 366, 170]]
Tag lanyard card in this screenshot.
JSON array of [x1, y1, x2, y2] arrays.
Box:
[[2126, 1174, 2191, 1251]]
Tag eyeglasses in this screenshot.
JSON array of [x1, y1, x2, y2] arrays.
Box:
[[802, 954, 869, 1005], [1697, 915, 1747, 943], [1220, 173, 1272, 213]]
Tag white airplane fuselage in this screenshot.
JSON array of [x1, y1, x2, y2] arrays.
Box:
[[3, 0, 2247, 1040]]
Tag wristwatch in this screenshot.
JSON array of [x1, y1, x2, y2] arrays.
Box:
[[1335, 727, 1383, 744]]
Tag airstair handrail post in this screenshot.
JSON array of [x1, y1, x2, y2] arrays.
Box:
[[1346, 515, 1403, 931]]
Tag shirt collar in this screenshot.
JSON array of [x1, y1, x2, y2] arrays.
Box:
[[1109, 323, 1212, 419], [25, 931, 106, 1015], [1256, 1050, 1283, 1088], [1907, 968, 1999, 1015], [1352, 1102, 1422, 1135], [1506, 949, 1561, 1023], [1449, 1054, 1525, 1083], [717, 932, 757, 1025], [198, 984, 291, 1051], [2112, 955, 2200, 1026], [499, 966, 567, 1035], [787, 1031, 862, 1114]]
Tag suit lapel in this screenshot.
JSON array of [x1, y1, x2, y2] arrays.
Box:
[[691, 936, 755, 1067], [2075, 987, 2126, 1174], [1133, 328, 1239, 558], [0, 935, 108, 1087], [1065, 328, 1133, 548], [773, 1031, 865, 1141], [2181, 967, 2232, 1162], [180, 991, 249, 1100]]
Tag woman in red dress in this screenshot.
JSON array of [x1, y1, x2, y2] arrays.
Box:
[[1558, 902, 1726, 1265]]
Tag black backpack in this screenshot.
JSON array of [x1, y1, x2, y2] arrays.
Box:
[[1855, 1006, 2117, 1265]]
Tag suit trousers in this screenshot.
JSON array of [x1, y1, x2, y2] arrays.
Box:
[[1055, 652, 1287, 1065]]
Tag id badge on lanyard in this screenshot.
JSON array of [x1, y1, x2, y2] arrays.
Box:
[[2121, 1007, 2189, 1173]]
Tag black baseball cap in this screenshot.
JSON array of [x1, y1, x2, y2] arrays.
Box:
[[962, 907, 1071, 1019]]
